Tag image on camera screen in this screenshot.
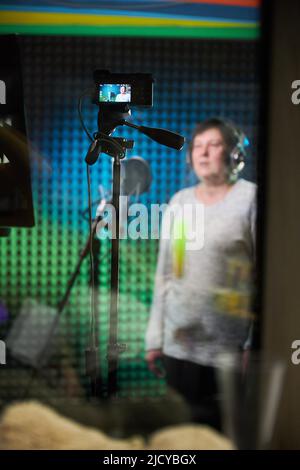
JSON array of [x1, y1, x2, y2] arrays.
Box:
[[99, 84, 131, 103]]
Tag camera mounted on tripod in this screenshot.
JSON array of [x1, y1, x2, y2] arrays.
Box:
[[85, 70, 184, 165]]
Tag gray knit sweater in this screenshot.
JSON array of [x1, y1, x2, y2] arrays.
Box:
[[145, 178, 257, 367]]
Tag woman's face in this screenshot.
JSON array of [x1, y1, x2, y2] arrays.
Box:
[[191, 128, 228, 183], [120, 86, 126, 94]]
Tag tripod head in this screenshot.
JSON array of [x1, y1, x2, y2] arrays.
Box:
[[85, 101, 184, 164]]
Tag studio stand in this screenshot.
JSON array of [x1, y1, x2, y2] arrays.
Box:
[[85, 102, 184, 398]]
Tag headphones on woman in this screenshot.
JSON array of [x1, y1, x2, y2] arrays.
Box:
[[187, 118, 249, 176]]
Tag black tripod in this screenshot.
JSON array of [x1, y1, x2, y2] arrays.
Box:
[[85, 102, 184, 397]]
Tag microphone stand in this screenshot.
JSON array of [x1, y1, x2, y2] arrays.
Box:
[[20, 210, 106, 399]]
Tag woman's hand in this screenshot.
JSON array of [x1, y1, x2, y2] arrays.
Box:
[[146, 349, 165, 378]]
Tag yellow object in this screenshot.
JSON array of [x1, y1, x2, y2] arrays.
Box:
[[172, 219, 187, 278]]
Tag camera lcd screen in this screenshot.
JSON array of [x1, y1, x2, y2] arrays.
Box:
[[99, 84, 132, 103]]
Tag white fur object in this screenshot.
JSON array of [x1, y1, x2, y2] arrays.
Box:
[[0, 401, 234, 450], [0, 401, 144, 450], [148, 424, 234, 450]]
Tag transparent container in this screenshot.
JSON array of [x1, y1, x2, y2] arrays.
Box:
[[216, 351, 286, 449]]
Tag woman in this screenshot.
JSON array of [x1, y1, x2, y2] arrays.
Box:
[[145, 118, 257, 430], [115, 85, 130, 102]]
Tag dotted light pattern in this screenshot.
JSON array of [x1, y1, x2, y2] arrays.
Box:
[[0, 36, 259, 401]]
